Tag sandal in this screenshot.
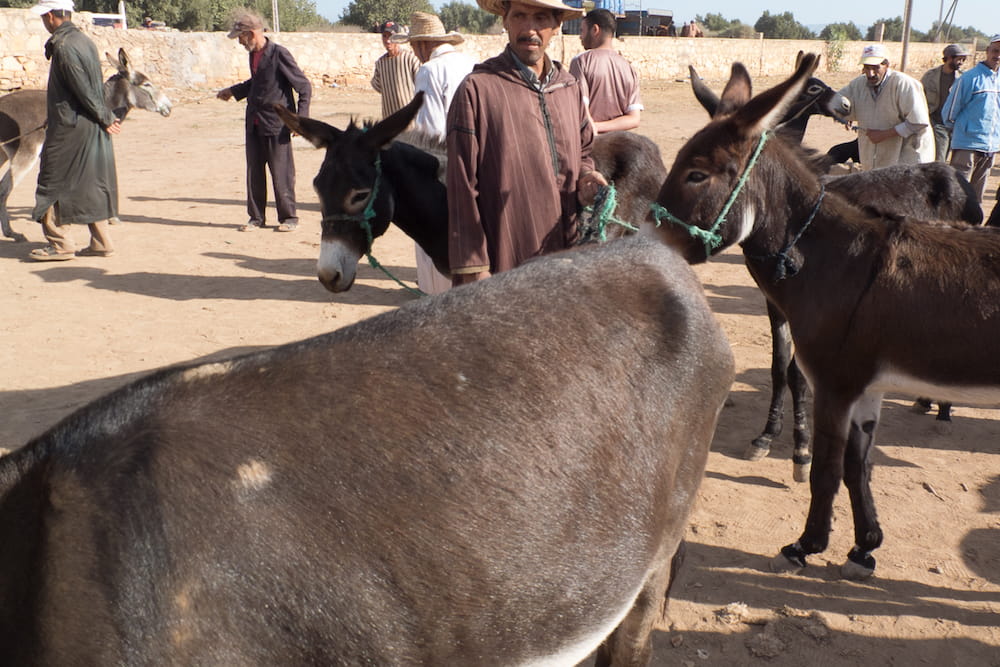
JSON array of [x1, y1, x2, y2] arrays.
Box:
[[76, 247, 115, 257], [277, 221, 298, 232], [29, 246, 75, 261], [239, 221, 263, 232]]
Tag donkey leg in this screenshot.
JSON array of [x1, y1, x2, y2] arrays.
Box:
[[0, 170, 26, 242], [787, 355, 812, 482], [595, 542, 682, 667], [841, 393, 884, 580], [772, 391, 851, 572], [747, 302, 790, 461]]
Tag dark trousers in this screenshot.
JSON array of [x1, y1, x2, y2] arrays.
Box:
[[246, 129, 297, 225]]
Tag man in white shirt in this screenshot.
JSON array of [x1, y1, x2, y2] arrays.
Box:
[[394, 12, 477, 293], [838, 43, 934, 169]]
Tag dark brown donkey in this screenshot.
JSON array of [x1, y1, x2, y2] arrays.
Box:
[[0, 237, 734, 664], [274, 93, 666, 292], [690, 65, 981, 480], [0, 48, 171, 242], [653, 52, 1000, 580]]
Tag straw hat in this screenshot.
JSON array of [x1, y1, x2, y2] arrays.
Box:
[[391, 12, 464, 45], [476, 0, 583, 20]]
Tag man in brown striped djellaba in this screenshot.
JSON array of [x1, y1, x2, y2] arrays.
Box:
[[371, 21, 420, 119], [446, 0, 608, 287]]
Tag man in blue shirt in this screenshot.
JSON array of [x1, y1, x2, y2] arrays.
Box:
[[942, 35, 1000, 210]]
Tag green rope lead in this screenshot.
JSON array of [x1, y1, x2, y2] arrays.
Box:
[[578, 183, 639, 245], [651, 130, 770, 258], [354, 154, 425, 297]]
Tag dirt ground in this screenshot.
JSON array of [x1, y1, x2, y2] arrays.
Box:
[[1, 67, 998, 665]]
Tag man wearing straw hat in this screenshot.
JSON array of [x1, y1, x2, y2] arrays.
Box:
[[393, 11, 477, 294], [446, 0, 607, 286]]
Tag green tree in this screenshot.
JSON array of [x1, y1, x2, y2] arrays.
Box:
[[340, 0, 434, 31], [819, 22, 862, 41], [864, 16, 925, 42], [753, 11, 814, 39], [438, 1, 498, 34], [696, 12, 735, 33]]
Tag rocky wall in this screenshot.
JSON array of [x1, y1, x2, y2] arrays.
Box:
[[0, 8, 979, 93]]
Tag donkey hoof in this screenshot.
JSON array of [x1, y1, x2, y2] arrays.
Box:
[[770, 545, 807, 573], [745, 439, 770, 461], [841, 549, 876, 580], [792, 461, 810, 483]]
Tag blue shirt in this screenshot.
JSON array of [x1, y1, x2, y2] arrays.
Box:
[[942, 61, 1000, 153]]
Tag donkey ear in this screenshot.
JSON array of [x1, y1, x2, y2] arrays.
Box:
[[105, 51, 123, 71], [117, 48, 131, 73], [689, 65, 719, 116], [274, 104, 342, 148], [716, 62, 752, 117], [733, 53, 820, 136], [795, 50, 804, 69], [364, 92, 424, 149]]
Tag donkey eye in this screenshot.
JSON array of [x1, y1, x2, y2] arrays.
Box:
[[686, 171, 708, 183]]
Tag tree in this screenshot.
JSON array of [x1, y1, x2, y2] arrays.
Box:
[[696, 12, 735, 33], [438, 1, 498, 34], [340, 0, 434, 31], [819, 22, 862, 41], [864, 16, 925, 42], [753, 11, 814, 39]]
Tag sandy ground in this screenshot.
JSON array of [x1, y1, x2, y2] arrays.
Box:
[[1, 67, 998, 665]]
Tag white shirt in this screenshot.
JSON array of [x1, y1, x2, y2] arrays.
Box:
[[414, 44, 477, 141]]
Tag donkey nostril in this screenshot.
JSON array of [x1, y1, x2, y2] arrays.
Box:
[[350, 191, 371, 206]]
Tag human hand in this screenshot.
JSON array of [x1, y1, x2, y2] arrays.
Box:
[[577, 170, 609, 206], [864, 128, 896, 144], [106, 119, 122, 135], [216, 88, 233, 101]]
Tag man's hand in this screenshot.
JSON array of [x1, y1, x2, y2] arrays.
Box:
[[451, 271, 490, 287], [577, 170, 609, 206], [864, 127, 898, 144], [216, 88, 234, 101], [106, 118, 122, 135]]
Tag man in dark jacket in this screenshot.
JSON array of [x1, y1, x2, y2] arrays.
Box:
[[29, 0, 121, 261], [217, 8, 311, 232]]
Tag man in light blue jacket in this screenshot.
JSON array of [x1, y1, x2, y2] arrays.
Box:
[[942, 35, 1000, 208]]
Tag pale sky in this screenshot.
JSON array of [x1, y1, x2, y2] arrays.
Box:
[[312, 0, 997, 35]]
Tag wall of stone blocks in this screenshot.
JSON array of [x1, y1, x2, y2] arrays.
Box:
[[0, 8, 980, 94]]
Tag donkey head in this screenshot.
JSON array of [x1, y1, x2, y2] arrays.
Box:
[[654, 54, 821, 263], [276, 92, 424, 292], [689, 51, 849, 141], [104, 48, 172, 118]]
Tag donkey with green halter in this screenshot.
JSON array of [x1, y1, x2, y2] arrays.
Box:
[[275, 93, 667, 293], [654, 52, 1000, 580]]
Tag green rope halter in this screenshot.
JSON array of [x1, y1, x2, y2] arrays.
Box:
[[577, 182, 640, 244], [650, 130, 771, 258], [326, 153, 425, 297]]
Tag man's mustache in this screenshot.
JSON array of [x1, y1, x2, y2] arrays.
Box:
[[517, 36, 543, 46]]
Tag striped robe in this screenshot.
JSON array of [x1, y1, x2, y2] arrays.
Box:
[[446, 48, 595, 275], [371, 49, 420, 119]]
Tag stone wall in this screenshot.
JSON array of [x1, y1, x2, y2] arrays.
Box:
[[0, 8, 982, 93]]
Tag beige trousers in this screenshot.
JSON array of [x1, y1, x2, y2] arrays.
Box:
[[39, 204, 114, 254]]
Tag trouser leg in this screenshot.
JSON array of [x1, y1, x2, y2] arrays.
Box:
[[86, 220, 114, 253], [39, 204, 75, 253], [932, 123, 950, 163], [968, 152, 996, 204], [267, 132, 298, 224], [246, 130, 268, 224]]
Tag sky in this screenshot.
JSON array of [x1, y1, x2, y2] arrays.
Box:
[[312, 0, 997, 35]]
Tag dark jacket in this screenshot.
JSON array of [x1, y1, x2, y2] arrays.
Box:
[[231, 38, 311, 136], [33, 20, 118, 224]]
